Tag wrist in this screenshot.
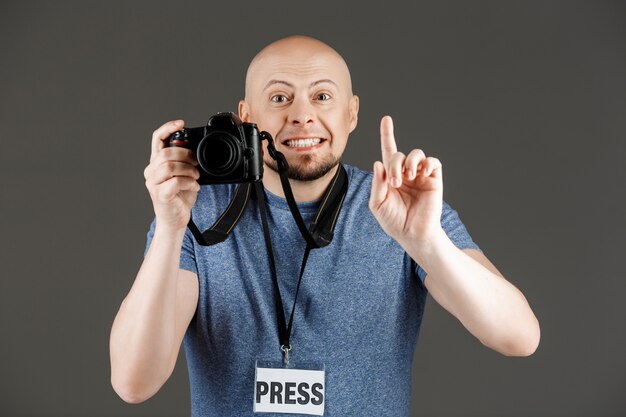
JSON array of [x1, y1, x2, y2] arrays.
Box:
[[154, 223, 187, 242], [398, 227, 451, 265]]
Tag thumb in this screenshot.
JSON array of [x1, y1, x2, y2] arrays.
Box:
[[369, 161, 388, 211]]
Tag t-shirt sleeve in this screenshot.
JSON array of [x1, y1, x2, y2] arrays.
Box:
[[415, 201, 481, 283], [144, 217, 198, 275]]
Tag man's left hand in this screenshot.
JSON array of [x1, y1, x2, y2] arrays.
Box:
[[369, 115, 444, 246]]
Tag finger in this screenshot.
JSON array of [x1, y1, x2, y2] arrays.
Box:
[[380, 115, 397, 168], [180, 183, 201, 207], [151, 119, 184, 162], [369, 161, 388, 211], [421, 157, 442, 178], [403, 149, 426, 180], [153, 147, 198, 167], [147, 161, 200, 185], [157, 176, 200, 203], [388, 152, 406, 188], [144, 148, 197, 179]]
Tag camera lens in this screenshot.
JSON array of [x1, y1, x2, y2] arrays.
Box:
[[197, 131, 243, 177]]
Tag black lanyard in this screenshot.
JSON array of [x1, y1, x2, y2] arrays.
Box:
[[184, 131, 348, 363], [255, 182, 310, 363], [253, 162, 347, 363]]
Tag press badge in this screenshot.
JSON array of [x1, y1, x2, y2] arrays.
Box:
[[254, 360, 325, 416]]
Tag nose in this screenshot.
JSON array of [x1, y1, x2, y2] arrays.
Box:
[[287, 96, 314, 126]]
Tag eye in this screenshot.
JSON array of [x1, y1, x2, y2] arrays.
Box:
[[270, 94, 288, 103], [316, 93, 331, 101]]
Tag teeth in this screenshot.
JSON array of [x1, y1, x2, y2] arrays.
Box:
[[285, 138, 322, 147]]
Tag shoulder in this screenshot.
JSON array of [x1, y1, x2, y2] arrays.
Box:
[[344, 163, 373, 183], [440, 200, 466, 227], [343, 164, 374, 197], [439, 200, 481, 250], [338, 164, 375, 215]]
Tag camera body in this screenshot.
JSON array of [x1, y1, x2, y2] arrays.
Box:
[[167, 112, 263, 184]]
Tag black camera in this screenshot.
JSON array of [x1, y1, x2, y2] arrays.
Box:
[[167, 112, 263, 184]]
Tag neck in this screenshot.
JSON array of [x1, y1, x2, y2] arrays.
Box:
[[261, 164, 339, 202]]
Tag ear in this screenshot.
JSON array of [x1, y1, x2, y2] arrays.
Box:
[[349, 95, 359, 133], [238, 99, 250, 122]]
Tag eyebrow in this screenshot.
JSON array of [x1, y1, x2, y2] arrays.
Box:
[[262, 79, 338, 91]]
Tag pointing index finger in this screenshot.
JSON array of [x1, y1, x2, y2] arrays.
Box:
[[380, 115, 397, 167]]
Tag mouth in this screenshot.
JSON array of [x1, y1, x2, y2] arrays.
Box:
[[281, 137, 328, 149]]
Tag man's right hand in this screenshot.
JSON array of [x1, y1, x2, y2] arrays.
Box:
[[143, 120, 201, 233], [111, 119, 201, 402]]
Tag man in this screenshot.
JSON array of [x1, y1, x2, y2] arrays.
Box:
[[110, 35, 539, 416]]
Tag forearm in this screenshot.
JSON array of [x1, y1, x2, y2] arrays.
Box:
[[401, 230, 540, 356], [109, 225, 186, 402]]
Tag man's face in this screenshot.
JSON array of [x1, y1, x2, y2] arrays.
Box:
[[239, 43, 358, 182]]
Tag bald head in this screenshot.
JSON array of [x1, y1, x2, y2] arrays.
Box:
[[244, 35, 353, 99], [238, 35, 359, 186]]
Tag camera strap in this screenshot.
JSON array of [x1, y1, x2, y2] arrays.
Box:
[[186, 132, 347, 249], [187, 182, 253, 246], [185, 130, 348, 363], [261, 131, 348, 248], [256, 132, 348, 363]]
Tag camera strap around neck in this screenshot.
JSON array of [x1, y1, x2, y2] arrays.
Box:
[[187, 182, 252, 245], [185, 131, 348, 363], [186, 132, 348, 249], [256, 133, 349, 363], [254, 167, 347, 364]]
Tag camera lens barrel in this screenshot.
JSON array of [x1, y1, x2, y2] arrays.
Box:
[[197, 131, 243, 177]]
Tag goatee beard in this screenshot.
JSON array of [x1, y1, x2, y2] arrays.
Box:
[[265, 154, 340, 182]]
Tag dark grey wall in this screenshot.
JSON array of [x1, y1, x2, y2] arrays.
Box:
[[1, 1, 624, 416]]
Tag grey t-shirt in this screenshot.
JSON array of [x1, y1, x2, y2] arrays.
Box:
[[144, 164, 480, 416]]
